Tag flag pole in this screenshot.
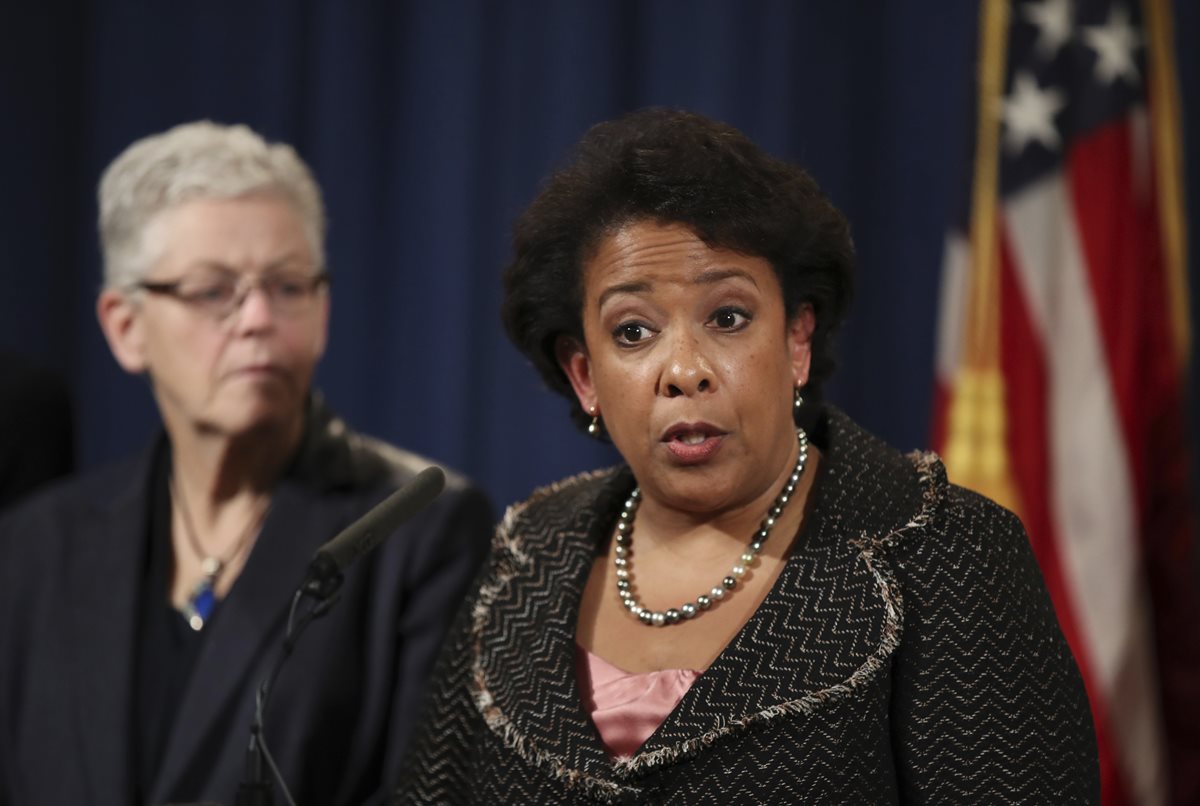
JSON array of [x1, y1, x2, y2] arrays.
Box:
[[943, 0, 1022, 515], [1143, 0, 1191, 367]]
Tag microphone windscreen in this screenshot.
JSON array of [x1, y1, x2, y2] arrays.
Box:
[[308, 465, 446, 580]]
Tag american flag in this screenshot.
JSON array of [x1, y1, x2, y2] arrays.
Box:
[[933, 0, 1197, 803]]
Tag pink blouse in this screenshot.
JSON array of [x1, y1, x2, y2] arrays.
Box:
[[575, 643, 703, 760]]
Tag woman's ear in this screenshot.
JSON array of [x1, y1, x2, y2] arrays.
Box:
[[787, 304, 816, 388], [96, 289, 148, 374], [555, 335, 597, 415], [311, 289, 331, 360]]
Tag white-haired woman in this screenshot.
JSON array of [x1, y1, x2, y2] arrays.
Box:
[[0, 121, 493, 806]]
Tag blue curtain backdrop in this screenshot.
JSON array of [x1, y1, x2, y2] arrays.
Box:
[[1, 1, 1197, 511]]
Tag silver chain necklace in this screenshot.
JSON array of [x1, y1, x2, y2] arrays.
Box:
[[614, 427, 808, 627], [170, 473, 270, 631]]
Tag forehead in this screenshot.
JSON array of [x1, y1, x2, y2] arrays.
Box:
[[145, 194, 313, 272], [582, 220, 777, 301]]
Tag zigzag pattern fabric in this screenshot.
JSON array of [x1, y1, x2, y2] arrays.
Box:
[[397, 407, 1098, 803]]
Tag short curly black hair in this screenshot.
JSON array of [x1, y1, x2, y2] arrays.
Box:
[[502, 107, 855, 433]]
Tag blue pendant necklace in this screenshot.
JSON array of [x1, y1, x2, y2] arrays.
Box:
[[170, 473, 269, 631]]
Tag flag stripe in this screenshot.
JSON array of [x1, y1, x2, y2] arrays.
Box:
[[997, 223, 1135, 806], [934, 234, 971, 386], [1067, 117, 1159, 509], [1003, 170, 1167, 803]]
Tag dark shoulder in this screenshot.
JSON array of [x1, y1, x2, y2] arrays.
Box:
[[291, 396, 480, 500], [817, 406, 1028, 564], [0, 449, 147, 536], [0, 449, 151, 604], [940, 480, 1024, 535], [496, 466, 629, 555], [885, 451, 1035, 582], [341, 430, 479, 498], [933, 479, 1031, 563]]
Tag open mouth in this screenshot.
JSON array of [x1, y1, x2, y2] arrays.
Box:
[[662, 422, 724, 443], [661, 422, 726, 464]]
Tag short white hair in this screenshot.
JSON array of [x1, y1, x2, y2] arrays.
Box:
[[98, 120, 326, 289]]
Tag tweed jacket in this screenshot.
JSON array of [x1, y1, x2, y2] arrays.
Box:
[[397, 407, 1098, 804], [0, 395, 494, 806]]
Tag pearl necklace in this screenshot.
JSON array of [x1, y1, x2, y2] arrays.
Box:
[[614, 427, 809, 627]]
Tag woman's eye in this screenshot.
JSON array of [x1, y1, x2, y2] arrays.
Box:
[[188, 282, 236, 304], [614, 322, 654, 345], [709, 307, 751, 331]]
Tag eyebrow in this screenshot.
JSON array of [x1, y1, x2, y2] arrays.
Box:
[[597, 281, 651, 309], [596, 267, 759, 309], [185, 255, 313, 274]]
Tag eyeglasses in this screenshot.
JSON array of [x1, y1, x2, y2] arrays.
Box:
[[136, 268, 330, 320]]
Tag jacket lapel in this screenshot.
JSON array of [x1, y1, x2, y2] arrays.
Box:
[[147, 477, 349, 800], [472, 470, 625, 774], [67, 448, 155, 803]]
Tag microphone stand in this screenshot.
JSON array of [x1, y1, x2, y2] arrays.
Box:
[[234, 572, 344, 806]]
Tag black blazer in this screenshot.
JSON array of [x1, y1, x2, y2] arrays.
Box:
[[0, 397, 493, 806], [397, 406, 1098, 803]]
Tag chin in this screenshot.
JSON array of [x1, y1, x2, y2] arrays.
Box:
[[649, 473, 735, 513], [213, 400, 302, 438]]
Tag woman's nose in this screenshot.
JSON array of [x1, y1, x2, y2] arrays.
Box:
[[659, 331, 715, 397], [229, 284, 276, 331]]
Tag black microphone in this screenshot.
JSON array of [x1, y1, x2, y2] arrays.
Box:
[[305, 464, 446, 587]]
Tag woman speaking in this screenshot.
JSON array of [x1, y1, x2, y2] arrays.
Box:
[[398, 108, 1097, 802]]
